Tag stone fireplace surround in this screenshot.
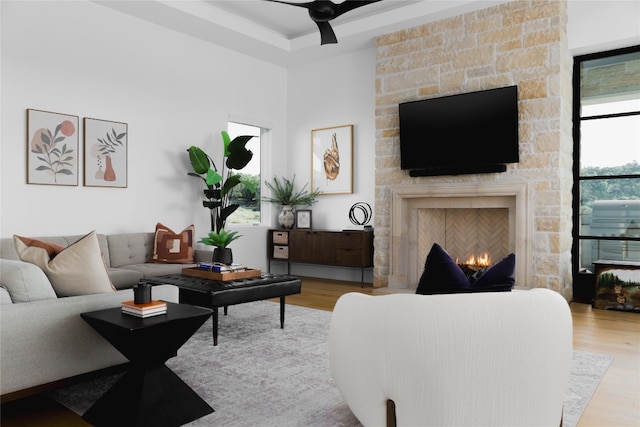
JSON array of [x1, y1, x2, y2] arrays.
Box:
[[373, 0, 574, 299], [388, 182, 532, 290]]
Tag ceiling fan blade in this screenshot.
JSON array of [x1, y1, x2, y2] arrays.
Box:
[[316, 21, 337, 45], [333, 0, 383, 18]]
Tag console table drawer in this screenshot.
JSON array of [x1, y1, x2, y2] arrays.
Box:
[[335, 233, 366, 249], [273, 245, 289, 259], [335, 248, 370, 266], [272, 231, 289, 245]]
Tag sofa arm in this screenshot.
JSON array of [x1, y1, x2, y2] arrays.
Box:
[[0, 285, 178, 396]]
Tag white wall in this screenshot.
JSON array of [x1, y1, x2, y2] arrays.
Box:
[[282, 48, 376, 281], [1, 0, 638, 281], [568, 0, 640, 55], [0, 1, 288, 270]]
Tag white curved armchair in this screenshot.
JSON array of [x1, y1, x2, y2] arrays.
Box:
[[329, 289, 572, 427]]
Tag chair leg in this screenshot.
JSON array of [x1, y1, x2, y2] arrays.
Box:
[[386, 399, 396, 427]]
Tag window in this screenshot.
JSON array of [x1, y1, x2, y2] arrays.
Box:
[[572, 46, 640, 299], [225, 121, 263, 226]]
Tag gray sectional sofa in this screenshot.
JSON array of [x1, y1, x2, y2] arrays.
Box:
[[0, 232, 212, 400]]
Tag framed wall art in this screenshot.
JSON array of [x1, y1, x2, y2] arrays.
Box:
[[311, 124, 353, 195], [296, 210, 312, 229], [84, 117, 128, 188], [27, 109, 79, 186]]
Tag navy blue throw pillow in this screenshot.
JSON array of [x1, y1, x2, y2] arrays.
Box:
[[473, 253, 515, 292], [416, 244, 516, 294], [416, 243, 471, 295]]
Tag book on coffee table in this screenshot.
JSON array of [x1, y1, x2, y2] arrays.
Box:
[[121, 300, 167, 318]]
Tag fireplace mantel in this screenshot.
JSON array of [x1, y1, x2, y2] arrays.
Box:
[[388, 182, 533, 290]]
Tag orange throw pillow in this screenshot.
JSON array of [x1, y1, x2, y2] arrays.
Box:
[[152, 223, 195, 264], [13, 236, 65, 258]]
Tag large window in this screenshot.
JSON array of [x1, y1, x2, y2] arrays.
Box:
[[225, 121, 264, 226], [573, 46, 640, 299]]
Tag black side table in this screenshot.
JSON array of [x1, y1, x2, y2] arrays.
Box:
[[81, 302, 213, 427]]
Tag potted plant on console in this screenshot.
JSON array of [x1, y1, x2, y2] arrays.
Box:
[[187, 130, 255, 263], [263, 175, 320, 229]]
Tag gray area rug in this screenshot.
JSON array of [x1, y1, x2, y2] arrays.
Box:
[[50, 301, 613, 427]]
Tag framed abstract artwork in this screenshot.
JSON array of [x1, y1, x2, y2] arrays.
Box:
[[26, 109, 79, 186], [311, 124, 353, 195], [84, 117, 128, 188]]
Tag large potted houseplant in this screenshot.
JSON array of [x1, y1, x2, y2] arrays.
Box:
[[263, 175, 320, 229], [187, 130, 255, 263]]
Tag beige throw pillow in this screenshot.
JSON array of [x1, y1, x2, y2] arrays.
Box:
[[14, 230, 115, 297]]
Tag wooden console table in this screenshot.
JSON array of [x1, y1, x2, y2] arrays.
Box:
[[267, 229, 373, 283]]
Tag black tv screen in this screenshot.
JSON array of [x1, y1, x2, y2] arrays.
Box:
[[399, 85, 519, 176]]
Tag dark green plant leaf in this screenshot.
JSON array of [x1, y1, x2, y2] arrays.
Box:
[[203, 200, 222, 209], [226, 135, 254, 170], [220, 204, 239, 222], [204, 188, 221, 200], [187, 146, 210, 174], [222, 174, 241, 195]]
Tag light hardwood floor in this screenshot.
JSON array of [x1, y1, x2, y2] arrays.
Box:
[[1, 278, 638, 426]]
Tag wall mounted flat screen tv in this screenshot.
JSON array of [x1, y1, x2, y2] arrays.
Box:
[[399, 85, 519, 176]]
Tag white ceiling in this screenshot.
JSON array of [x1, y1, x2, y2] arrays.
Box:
[[96, 0, 511, 68]]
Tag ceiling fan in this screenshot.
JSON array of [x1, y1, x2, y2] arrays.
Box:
[[264, 0, 383, 45]]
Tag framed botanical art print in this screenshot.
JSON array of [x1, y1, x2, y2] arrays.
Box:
[[27, 109, 79, 186], [311, 124, 353, 195], [296, 210, 312, 229], [84, 117, 128, 188]]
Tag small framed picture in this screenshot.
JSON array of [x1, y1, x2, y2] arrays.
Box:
[[296, 210, 312, 229]]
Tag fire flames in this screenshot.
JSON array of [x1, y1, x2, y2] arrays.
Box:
[[457, 253, 492, 267]]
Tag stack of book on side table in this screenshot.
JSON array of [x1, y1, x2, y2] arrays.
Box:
[[121, 300, 167, 318]]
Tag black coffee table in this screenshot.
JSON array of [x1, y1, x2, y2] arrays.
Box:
[[145, 274, 302, 346], [80, 302, 214, 427]]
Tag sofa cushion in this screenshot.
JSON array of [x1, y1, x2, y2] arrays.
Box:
[[14, 230, 115, 297], [119, 262, 192, 278], [416, 243, 470, 295], [106, 267, 144, 290], [151, 223, 195, 264], [106, 233, 154, 268], [0, 258, 57, 302]]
